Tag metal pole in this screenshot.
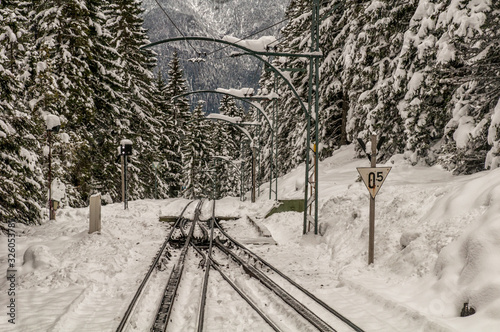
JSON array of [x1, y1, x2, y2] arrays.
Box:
[[269, 98, 274, 200], [274, 75, 278, 201], [313, 0, 320, 235], [257, 112, 261, 198], [251, 144, 256, 203], [154, 166, 158, 199], [303, 82, 312, 234], [240, 142, 244, 201], [368, 134, 377, 265], [122, 155, 127, 210], [48, 131, 54, 220], [125, 156, 128, 209], [303, 26, 315, 234]]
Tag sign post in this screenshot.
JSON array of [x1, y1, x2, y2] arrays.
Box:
[[356, 135, 391, 265]]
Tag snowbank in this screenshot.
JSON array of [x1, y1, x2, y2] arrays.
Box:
[[3, 145, 500, 330]]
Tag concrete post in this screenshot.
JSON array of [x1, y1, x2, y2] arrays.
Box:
[[89, 194, 101, 234]]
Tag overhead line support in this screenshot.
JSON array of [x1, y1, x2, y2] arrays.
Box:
[[142, 31, 322, 234]]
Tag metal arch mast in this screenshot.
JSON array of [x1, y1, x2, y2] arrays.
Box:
[[173, 89, 274, 198], [142, 29, 322, 234], [304, 0, 321, 235], [205, 115, 259, 203], [172, 89, 274, 128], [270, 74, 279, 201]]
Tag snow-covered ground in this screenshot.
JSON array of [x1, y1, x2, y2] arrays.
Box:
[[2, 145, 500, 331]]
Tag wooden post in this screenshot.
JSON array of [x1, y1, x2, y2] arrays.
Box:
[[89, 194, 101, 234], [368, 134, 377, 265]]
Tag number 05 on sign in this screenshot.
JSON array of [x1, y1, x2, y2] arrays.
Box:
[[357, 167, 392, 198]]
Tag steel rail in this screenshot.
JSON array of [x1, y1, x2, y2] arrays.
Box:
[[214, 239, 336, 332], [192, 202, 281, 332], [116, 200, 195, 332], [214, 218, 364, 332], [191, 241, 282, 332], [195, 200, 215, 332], [152, 200, 203, 332]]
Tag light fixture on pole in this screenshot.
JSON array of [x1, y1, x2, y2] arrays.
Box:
[[206, 114, 259, 203]]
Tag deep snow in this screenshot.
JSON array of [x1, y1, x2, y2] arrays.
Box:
[[2, 145, 500, 331]]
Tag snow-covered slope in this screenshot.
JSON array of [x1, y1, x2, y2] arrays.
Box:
[[2, 145, 500, 330]]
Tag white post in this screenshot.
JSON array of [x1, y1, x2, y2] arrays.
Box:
[[89, 194, 101, 234]]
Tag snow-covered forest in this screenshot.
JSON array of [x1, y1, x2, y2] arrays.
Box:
[[263, 0, 500, 176], [1, 0, 500, 226]]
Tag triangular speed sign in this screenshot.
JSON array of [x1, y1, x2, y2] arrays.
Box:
[[356, 167, 392, 198]]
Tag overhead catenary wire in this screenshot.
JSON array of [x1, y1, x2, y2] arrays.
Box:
[[206, 0, 338, 60], [205, 17, 290, 58], [153, 0, 201, 56]]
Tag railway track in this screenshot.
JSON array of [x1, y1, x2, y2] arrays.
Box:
[[151, 200, 206, 331], [206, 218, 364, 332], [116, 200, 197, 332], [117, 199, 364, 332]]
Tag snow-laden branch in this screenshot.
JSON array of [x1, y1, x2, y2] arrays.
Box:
[[206, 114, 252, 141], [216, 87, 255, 98], [222, 35, 277, 53], [207, 113, 242, 124], [46, 114, 61, 131]]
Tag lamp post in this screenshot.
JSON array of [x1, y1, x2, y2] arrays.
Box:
[[206, 114, 259, 203], [120, 139, 133, 209], [212, 156, 243, 200], [46, 114, 60, 220], [172, 89, 275, 199]]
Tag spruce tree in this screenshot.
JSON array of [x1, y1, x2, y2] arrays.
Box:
[[213, 96, 242, 197], [155, 72, 181, 198], [272, 0, 311, 174], [341, 0, 417, 161], [82, 0, 126, 202], [438, 1, 500, 173], [181, 101, 214, 199], [107, 0, 159, 200], [164, 52, 191, 196], [29, 0, 96, 206], [0, 1, 44, 225]]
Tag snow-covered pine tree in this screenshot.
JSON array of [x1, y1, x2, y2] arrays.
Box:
[[213, 96, 242, 197], [271, 0, 312, 174], [316, 0, 349, 156], [339, 0, 417, 161], [181, 101, 214, 199], [437, 1, 500, 174], [154, 72, 181, 198], [165, 52, 191, 123], [258, 0, 500, 175], [208, 118, 230, 199], [0, 1, 44, 225], [82, 0, 127, 203], [164, 52, 192, 196], [29, 0, 97, 206], [392, 0, 456, 165], [107, 0, 159, 200]]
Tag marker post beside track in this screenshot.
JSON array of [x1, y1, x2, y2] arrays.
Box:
[[357, 135, 391, 265]]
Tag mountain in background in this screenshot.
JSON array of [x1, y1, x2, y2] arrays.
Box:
[[141, 0, 289, 110]]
